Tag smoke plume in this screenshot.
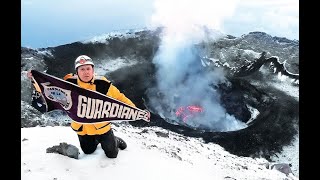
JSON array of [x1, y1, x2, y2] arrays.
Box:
[[147, 0, 247, 132]]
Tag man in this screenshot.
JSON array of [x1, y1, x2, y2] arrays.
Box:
[[28, 55, 137, 158]]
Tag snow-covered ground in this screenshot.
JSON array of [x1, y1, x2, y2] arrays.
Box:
[[270, 133, 299, 177], [21, 124, 298, 180]]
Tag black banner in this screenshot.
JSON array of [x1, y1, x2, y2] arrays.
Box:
[[31, 70, 150, 123]]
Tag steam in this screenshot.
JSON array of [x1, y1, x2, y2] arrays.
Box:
[[149, 0, 239, 35], [147, 0, 247, 132]]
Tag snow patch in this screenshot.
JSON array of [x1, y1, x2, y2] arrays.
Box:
[[82, 28, 147, 44], [268, 79, 299, 100], [37, 49, 53, 57], [243, 49, 261, 59], [94, 57, 138, 75], [246, 104, 260, 125]]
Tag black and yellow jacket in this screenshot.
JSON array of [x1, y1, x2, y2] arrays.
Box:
[[63, 73, 136, 135]]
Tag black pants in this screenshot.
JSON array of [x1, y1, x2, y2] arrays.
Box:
[[78, 129, 119, 158]]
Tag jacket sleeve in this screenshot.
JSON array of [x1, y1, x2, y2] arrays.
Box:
[[107, 84, 136, 108], [63, 73, 74, 80]]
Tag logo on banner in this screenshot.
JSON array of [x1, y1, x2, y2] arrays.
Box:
[[41, 82, 72, 110]]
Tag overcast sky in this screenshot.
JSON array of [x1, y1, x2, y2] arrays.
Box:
[[21, 0, 299, 49]]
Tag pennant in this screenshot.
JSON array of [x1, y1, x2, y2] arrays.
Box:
[[31, 70, 150, 123]]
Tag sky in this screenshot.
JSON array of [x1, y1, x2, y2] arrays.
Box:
[[21, 0, 299, 49], [21, 124, 299, 180]]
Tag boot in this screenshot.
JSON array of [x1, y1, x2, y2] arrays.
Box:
[[116, 136, 127, 150]]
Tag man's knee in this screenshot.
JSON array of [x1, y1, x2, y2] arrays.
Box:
[[105, 150, 118, 158], [78, 135, 98, 154], [81, 146, 97, 154], [102, 141, 119, 158], [100, 130, 119, 158]]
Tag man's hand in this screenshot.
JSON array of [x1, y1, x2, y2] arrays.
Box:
[[27, 71, 33, 79]]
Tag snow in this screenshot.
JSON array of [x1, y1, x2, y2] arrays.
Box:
[[256, 66, 299, 101], [36, 49, 53, 57], [82, 28, 146, 44], [245, 104, 260, 125], [243, 49, 261, 59], [222, 62, 230, 67], [270, 134, 299, 177], [203, 57, 223, 67], [21, 124, 298, 180], [94, 57, 138, 75], [268, 76, 299, 101]]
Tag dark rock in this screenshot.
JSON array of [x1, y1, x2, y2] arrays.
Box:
[[155, 131, 169, 138], [46, 142, 80, 159], [271, 163, 293, 175]]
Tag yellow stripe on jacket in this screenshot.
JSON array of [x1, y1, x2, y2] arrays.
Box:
[[64, 73, 136, 135]]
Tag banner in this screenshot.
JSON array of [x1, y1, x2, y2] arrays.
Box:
[[31, 70, 150, 123]]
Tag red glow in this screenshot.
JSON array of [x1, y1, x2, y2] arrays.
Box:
[[187, 105, 203, 113], [175, 105, 204, 122]]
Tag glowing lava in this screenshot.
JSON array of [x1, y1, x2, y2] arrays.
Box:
[[175, 105, 204, 122]]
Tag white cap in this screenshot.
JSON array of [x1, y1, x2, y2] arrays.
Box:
[[75, 55, 94, 70]]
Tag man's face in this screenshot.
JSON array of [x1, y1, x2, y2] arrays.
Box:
[[77, 64, 94, 82]]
